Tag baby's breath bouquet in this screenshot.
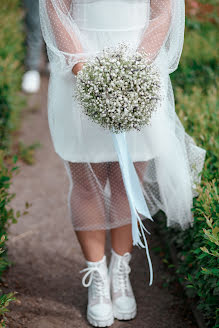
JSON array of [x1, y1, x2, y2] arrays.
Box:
[[74, 43, 162, 133]]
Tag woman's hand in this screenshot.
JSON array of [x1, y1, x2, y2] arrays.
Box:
[[72, 62, 85, 75]]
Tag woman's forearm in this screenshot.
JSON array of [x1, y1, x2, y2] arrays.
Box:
[[46, 0, 83, 54], [40, 0, 86, 72], [138, 0, 172, 60]]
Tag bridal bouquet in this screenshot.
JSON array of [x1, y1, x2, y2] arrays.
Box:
[[74, 43, 162, 133]]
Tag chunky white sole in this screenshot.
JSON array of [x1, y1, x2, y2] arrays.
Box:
[[87, 310, 114, 327], [113, 304, 137, 321]]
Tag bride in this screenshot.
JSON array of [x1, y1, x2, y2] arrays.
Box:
[[39, 0, 206, 326]]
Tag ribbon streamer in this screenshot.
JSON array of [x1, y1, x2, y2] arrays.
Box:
[[111, 131, 154, 286]]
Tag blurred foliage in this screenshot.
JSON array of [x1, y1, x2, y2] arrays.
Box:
[[0, 155, 19, 272], [160, 180, 219, 328], [0, 155, 23, 325], [0, 0, 26, 324], [186, 0, 219, 24], [176, 82, 218, 180], [159, 8, 219, 328], [0, 1, 25, 151], [0, 153, 29, 295], [0, 236, 17, 328], [171, 22, 219, 93], [0, 291, 17, 328]]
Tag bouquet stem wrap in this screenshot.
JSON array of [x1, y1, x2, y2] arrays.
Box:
[[111, 131, 154, 286]]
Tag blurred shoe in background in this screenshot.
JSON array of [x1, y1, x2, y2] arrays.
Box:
[[22, 70, 41, 94]]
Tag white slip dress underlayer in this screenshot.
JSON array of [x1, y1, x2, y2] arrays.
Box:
[[48, 0, 170, 163]]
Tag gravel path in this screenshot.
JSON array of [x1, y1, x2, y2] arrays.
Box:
[[5, 76, 197, 328]]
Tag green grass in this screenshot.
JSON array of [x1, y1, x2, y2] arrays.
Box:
[[171, 20, 219, 93], [0, 1, 25, 151]]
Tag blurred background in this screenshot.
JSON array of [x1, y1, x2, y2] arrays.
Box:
[[0, 1, 218, 327]]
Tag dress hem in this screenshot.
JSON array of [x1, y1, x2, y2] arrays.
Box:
[[56, 149, 156, 163]]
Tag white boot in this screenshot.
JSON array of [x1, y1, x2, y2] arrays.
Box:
[[22, 70, 40, 93], [109, 249, 137, 320], [80, 255, 114, 327]]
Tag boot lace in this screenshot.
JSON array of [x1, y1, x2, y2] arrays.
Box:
[[80, 266, 108, 298], [114, 253, 131, 293]]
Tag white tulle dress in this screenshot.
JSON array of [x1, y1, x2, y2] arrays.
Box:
[[39, 0, 206, 285]]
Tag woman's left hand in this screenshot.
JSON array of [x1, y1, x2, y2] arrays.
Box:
[[72, 62, 85, 76]]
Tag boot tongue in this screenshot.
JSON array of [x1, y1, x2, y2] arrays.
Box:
[[86, 256, 108, 276], [115, 253, 132, 270]]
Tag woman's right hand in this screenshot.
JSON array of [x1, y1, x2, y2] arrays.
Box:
[[72, 62, 85, 76]]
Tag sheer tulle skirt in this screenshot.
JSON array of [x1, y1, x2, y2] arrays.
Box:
[[64, 161, 148, 230]]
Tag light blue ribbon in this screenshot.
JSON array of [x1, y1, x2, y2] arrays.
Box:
[[111, 131, 154, 286]]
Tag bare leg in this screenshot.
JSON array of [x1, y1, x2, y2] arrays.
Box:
[[110, 224, 133, 255], [108, 161, 147, 255], [76, 230, 106, 262], [66, 162, 108, 262]]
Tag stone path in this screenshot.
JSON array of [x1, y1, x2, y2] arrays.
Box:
[[5, 76, 197, 328]]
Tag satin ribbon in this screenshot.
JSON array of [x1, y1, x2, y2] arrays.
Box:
[[111, 131, 154, 286]]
